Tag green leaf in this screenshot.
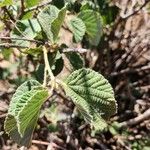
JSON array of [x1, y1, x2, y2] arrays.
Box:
[[23, 0, 40, 19], [68, 17, 86, 43], [51, 5, 67, 42], [4, 80, 49, 147], [64, 52, 84, 70], [109, 122, 121, 136], [48, 51, 64, 76], [52, 0, 65, 9], [0, 0, 13, 7], [78, 9, 102, 46], [25, 0, 39, 8], [22, 12, 33, 20], [61, 68, 117, 131], [38, 4, 67, 43], [25, 46, 42, 56], [11, 19, 41, 47], [37, 5, 58, 43]]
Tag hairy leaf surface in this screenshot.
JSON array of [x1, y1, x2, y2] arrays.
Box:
[[78, 10, 102, 46], [68, 17, 86, 42], [38, 4, 67, 43], [61, 68, 117, 131], [4, 80, 49, 146]]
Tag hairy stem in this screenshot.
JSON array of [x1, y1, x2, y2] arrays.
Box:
[[43, 46, 55, 91], [43, 67, 47, 87], [43, 46, 55, 80]]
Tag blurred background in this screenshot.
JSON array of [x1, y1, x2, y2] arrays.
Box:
[[0, 0, 150, 149]]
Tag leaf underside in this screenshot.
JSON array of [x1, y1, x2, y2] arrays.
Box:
[[4, 80, 48, 147], [68, 17, 86, 43], [38, 4, 67, 43], [62, 68, 117, 131]]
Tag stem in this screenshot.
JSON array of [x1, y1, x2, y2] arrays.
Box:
[[43, 46, 55, 80], [120, 108, 150, 127], [21, 0, 25, 14], [43, 46, 55, 92], [43, 67, 47, 87], [122, 0, 150, 19], [0, 36, 43, 43], [0, 43, 28, 49], [18, 0, 25, 19]]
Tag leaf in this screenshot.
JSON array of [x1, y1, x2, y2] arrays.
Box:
[[80, 1, 99, 11], [37, 5, 58, 43], [35, 51, 63, 83], [51, 5, 67, 42], [38, 4, 67, 43], [68, 17, 86, 42], [35, 64, 45, 83], [0, 0, 13, 7], [22, 12, 33, 19], [108, 122, 121, 136], [10, 19, 41, 47], [25, 46, 43, 56], [4, 80, 49, 147], [78, 9, 102, 46], [64, 52, 84, 70], [52, 0, 65, 9], [23, 0, 40, 19], [61, 68, 117, 131], [48, 51, 64, 76], [25, 0, 39, 8]]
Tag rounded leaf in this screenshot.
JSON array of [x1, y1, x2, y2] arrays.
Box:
[[61, 68, 117, 131]]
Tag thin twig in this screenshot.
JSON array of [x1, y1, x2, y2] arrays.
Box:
[[111, 65, 150, 76], [0, 43, 28, 49], [135, 85, 150, 91], [32, 140, 65, 150], [0, 36, 43, 44], [32, 140, 50, 145], [120, 108, 150, 127], [24, 0, 52, 13], [9, 20, 32, 39], [18, 0, 25, 19], [122, 0, 150, 19], [63, 48, 88, 53], [21, 0, 25, 14]]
